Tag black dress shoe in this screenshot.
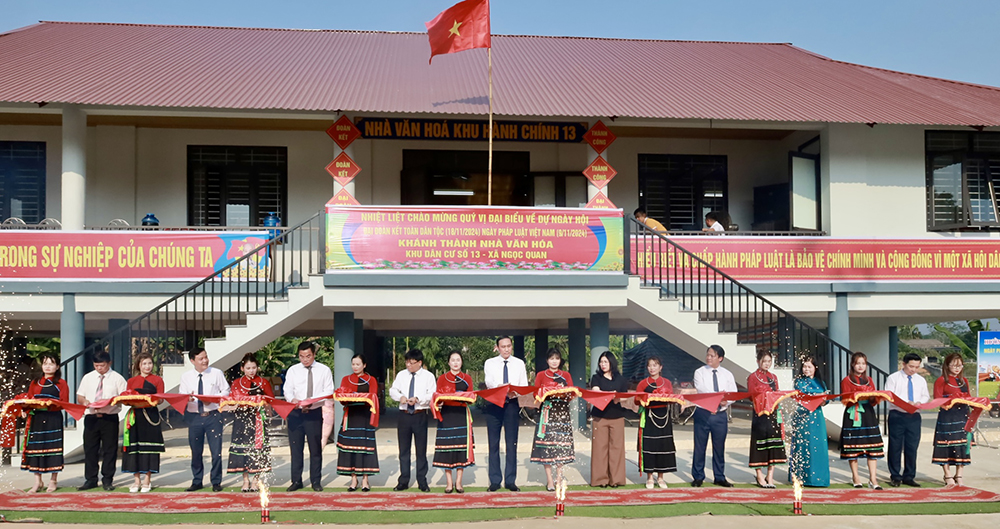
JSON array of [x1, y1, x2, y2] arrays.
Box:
[[902, 480, 921, 487], [361, 486, 370, 492], [103, 484, 115, 491], [312, 484, 323, 492], [393, 483, 409, 492], [487, 483, 500, 492], [286, 482, 304, 492], [212, 484, 224, 492], [890, 479, 902, 487], [691, 479, 703, 487], [713, 480, 734, 488], [419, 484, 430, 492], [185, 484, 204, 492], [78, 482, 99, 491], [506, 485, 520, 492]]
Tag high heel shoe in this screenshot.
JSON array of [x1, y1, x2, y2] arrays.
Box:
[[868, 480, 883, 491], [646, 477, 655, 489], [348, 478, 359, 492], [944, 476, 955, 486], [954, 476, 964, 487], [657, 478, 668, 489], [755, 476, 768, 489], [455, 487, 464, 494], [852, 481, 863, 488]]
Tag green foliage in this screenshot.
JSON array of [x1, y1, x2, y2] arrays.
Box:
[[932, 323, 977, 360]]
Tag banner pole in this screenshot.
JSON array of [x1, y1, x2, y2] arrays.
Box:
[[488, 46, 493, 206]]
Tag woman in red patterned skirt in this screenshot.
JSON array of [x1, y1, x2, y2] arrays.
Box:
[[839, 352, 884, 490], [530, 348, 575, 492], [747, 350, 786, 488], [122, 352, 165, 492], [432, 350, 475, 493], [225, 353, 274, 492], [336, 353, 379, 491], [22, 354, 69, 493]]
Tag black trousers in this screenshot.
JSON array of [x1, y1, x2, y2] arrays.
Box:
[[397, 410, 429, 487], [485, 399, 520, 487], [186, 411, 223, 486], [287, 408, 324, 486], [887, 410, 921, 482], [83, 414, 119, 485]]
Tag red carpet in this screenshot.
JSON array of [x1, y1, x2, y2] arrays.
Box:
[[0, 486, 996, 512]]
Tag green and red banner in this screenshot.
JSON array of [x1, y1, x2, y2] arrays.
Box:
[[636, 236, 1000, 281], [0, 231, 271, 281], [326, 206, 623, 272]]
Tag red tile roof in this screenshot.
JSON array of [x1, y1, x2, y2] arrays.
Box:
[[2, 21, 1000, 126]]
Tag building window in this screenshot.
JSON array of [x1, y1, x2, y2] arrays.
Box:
[[926, 131, 1000, 231], [187, 146, 287, 227], [0, 141, 46, 224], [400, 150, 531, 206], [638, 154, 727, 231]]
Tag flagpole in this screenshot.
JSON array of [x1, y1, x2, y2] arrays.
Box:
[[487, 46, 493, 206]]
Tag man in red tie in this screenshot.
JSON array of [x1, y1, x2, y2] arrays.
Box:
[[76, 351, 127, 491]]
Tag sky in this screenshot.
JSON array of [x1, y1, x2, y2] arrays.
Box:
[[3, 0, 1000, 88]]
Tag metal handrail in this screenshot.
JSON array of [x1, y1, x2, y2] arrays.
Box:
[[59, 210, 325, 424], [625, 216, 888, 394]]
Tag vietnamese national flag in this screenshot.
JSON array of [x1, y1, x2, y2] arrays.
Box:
[[426, 0, 491, 64]]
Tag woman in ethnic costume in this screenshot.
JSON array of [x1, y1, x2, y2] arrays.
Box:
[[432, 350, 475, 493], [530, 348, 575, 492], [787, 356, 830, 487], [747, 350, 787, 488], [226, 353, 274, 492], [933, 352, 973, 486], [22, 354, 69, 492], [336, 353, 379, 491], [122, 352, 165, 492], [634, 356, 677, 489], [839, 351, 884, 490]]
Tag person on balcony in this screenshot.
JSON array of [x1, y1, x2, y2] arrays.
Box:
[[180, 348, 230, 492], [634, 208, 667, 234], [884, 352, 930, 487], [389, 349, 436, 492], [839, 351, 884, 490], [336, 353, 379, 492], [703, 211, 728, 232], [483, 336, 528, 492], [531, 348, 575, 492], [787, 356, 830, 487], [635, 356, 677, 489], [283, 341, 333, 492], [590, 351, 629, 488], [747, 350, 787, 488], [121, 352, 165, 493], [433, 350, 475, 493], [932, 353, 973, 486], [691, 345, 736, 487], [225, 353, 274, 493], [76, 350, 127, 491], [21, 354, 69, 493]]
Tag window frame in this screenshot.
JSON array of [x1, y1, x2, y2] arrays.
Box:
[[925, 131, 1000, 231], [0, 140, 46, 224], [186, 145, 288, 228]]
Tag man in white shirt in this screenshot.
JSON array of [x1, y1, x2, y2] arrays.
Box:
[[690, 345, 737, 487], [178, 348, 230, 492], [884, 352, 930, 487], [282, 341, 334, 492], [76, 350, 128, 491], [482, 336, 528, 492], [388, 349, 437, 492]]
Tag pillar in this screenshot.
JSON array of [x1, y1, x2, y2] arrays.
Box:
[[61, 105, 87, 230], [889, 326, 899, 374], [60, 294, 85, 425], [568, 318, 587, 429], [108, 318, 129, 375], [534, 329, 549, 373], [589, 312, 610, 377], [513, 336, 525, 361], [334, 312, 356, 430], [827, 293, 850, 385]]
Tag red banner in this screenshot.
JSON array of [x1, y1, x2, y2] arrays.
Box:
[[326, 206, 623, 272], [634, 235, 1000, 281], [0, 231, 270, 281]]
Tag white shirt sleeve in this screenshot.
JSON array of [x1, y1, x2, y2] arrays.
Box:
[[417, 370, 436, 407], [389, 371, 407, 402]]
